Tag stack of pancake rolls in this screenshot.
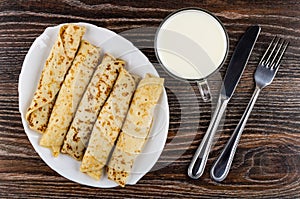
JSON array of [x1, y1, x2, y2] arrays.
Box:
[[26, 23, 164, 187]]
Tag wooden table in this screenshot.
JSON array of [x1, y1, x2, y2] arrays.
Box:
[[1, 0, 299, 198]]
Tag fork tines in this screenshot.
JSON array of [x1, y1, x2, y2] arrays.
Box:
[[260, 36, 289, 70]]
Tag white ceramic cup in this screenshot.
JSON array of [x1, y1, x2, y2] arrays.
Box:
[[155, 8, 229, 102]]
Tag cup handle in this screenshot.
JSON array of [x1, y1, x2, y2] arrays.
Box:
[[197, 80, 211, 102]]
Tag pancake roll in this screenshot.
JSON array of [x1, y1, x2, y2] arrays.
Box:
[[80, 67, 140, 180], [107, 74, 164, 187], [39, 40, 101, 157], [61, 54, 124, 160], [26, 24, 86, 133]]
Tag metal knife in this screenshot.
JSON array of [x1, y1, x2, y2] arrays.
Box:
[[188, 25, 261, 179]]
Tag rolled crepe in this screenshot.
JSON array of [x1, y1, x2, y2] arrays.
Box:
[[61, 54, 124, 160], [107, 74, 164, 187], [39, 40, 101, 157], [80, 67, 140, 180], [26, 24, 86, 133]]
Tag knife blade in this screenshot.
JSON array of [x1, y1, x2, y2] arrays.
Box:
[[221, 25, 261, 98], [188, 25, 261, 179]]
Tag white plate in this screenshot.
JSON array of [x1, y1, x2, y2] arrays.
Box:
[[18, 22, 169, 188]]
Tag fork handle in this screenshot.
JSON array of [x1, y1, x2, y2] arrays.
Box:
[[211, 87, 261, 182]]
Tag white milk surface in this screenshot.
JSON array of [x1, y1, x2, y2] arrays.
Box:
[[156, 9, 228, 79]]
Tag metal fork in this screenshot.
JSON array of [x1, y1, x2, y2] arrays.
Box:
[[210, 37, 289, 182]]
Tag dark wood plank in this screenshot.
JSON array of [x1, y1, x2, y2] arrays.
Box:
[[0, 0, 299, 198]]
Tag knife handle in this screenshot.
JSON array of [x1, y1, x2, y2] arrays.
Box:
[[188, 96, 228, 179]]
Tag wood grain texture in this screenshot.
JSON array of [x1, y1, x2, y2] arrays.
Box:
[[0, 0, 299, 198]]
